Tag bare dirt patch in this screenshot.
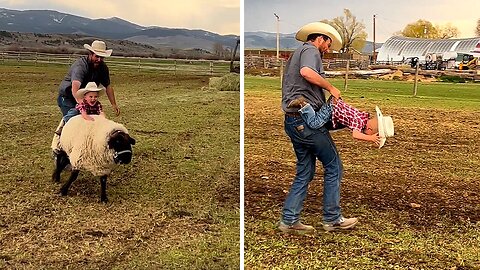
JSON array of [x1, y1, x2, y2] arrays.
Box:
[[245, 95, 480, 228]]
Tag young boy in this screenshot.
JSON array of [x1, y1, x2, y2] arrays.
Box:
[[288, 96, 394, 148], [63, 82, 106, 123]]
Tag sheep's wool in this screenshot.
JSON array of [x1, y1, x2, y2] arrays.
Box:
[[60, 115, 129, 176]]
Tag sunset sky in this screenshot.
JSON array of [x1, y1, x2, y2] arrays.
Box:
[[1, 0, 240, 35], [245, 0, 480, 42]]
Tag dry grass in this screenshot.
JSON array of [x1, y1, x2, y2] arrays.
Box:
[[0, 63, 240, 269], [244, 76, 480, 269]]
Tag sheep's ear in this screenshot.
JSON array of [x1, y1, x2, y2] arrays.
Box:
[[128, 135, 136, 145]]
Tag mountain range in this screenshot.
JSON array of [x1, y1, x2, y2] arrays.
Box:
[[245, 31, 382, 54], [0, 8, 239, 53]]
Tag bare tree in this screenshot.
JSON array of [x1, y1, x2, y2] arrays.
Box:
[[212, 42, 226, 58], [436, 23, 459, 39], [322, 9, 367, 53]]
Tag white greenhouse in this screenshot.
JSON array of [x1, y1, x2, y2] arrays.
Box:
[[377, 36, 480, 63]]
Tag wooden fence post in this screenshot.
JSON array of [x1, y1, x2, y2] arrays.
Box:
[[344, 59, 350, 92], [137, 58, 141, 72], [174, 60, 177, 76], [413, 62, 419, 96], [279, 59, 284, 88], [35, 52, 38, 66], [210, 61, 213, 76]]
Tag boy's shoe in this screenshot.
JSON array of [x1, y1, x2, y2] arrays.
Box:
[[322, 217, 358, 232], [278, 221, 315, 235], [287, 96, 307, 108], [51, 133, 61, 155]]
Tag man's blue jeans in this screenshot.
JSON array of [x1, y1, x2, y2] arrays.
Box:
[[282, 114, 343, 225], [57, 95, 76, 116], [57, 95, 79, 122]]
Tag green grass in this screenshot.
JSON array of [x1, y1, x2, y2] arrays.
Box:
[[245, 76, 480, 110], [244, 75, 480, 270], [0, 62, 240, 269]]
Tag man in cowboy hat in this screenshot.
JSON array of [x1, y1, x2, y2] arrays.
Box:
[[279, 22, 358, 234], [56, 40, 119, 119], [52, 40, 120, 152]]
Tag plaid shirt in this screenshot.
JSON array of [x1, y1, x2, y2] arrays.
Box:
[[331, 99, 369, 131], [75, 100, 103, 115]]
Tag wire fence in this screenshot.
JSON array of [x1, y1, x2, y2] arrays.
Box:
[[0, 51, 233, 76]]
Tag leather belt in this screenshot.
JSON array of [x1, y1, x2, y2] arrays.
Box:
[[285, 112, 301, 117]]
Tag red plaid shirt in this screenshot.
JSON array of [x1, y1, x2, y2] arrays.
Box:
[[331, 99, 369, 131], [75, 100, 103, 115]]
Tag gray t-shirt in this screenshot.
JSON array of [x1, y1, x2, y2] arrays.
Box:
[[281, 42, 326, 113], [58, 56, 110, 101]]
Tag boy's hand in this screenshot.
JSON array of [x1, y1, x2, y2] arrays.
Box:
[[82, 115, 95, 121], [370, 133, 380, 146]]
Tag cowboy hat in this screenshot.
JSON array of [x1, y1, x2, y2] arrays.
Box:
[[83, 40, 112, 57], [75, 82, 106, 99], [375, 106, 394, 148], [295, 22, 343, 51]]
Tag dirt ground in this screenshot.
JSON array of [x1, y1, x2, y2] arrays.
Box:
[[0, 65, 240, 269], [245, 95, 480, 228]]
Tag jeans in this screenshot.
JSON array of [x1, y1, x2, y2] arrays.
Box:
[[57, 95, 79, 122], [299, 103, 333, 130], [57, 95, 76, 116], [282, 115, 343, 225]]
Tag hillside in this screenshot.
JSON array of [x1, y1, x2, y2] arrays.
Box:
[[0, 8, 239, 56], [244, 31, 382, 54]]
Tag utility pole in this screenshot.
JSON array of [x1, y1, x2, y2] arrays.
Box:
[[373, 14, 376, 64], [274, 13, 280, 60]]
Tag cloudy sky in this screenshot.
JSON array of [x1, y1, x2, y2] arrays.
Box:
[[245, 0, 480, 42], [0, 0, 240, 35]]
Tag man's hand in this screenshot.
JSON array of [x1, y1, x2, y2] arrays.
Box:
[[328, 86, 341, 99], [112, 105, 120, 116]]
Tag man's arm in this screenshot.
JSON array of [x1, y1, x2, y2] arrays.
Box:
[[105, 85, 120, 116], [300, 67, 341, 99], [71, 80, 83, 104]]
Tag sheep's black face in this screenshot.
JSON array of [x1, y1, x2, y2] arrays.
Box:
[[108, 131, 136, 164]]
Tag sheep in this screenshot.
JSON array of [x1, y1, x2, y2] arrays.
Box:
[[51, 115, 136, 202]]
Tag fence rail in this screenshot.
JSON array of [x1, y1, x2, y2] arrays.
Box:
[[244, 55, 369, 70], [0, 51, 232, 76]]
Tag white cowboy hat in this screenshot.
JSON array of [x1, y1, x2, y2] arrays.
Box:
[[295, 22, 343, 51], [375, 106, 394, 148], [83, 40, 112, 57], [75, 82, 106, 99]]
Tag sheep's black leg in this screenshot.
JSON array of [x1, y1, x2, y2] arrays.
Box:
[[60, 170, 80, 196], [52, 151, 70, 182], [100, 175, 108, 203]]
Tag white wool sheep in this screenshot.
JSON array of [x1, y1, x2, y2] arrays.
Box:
[[52, 115, 135, 202], [60, 115, 128, 175]]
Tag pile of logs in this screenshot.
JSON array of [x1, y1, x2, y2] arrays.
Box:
[[325, 64, 480, 81]]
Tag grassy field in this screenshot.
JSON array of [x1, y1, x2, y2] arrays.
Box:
[[0, 62, 240, 269], [244, 76, 480, 269]]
